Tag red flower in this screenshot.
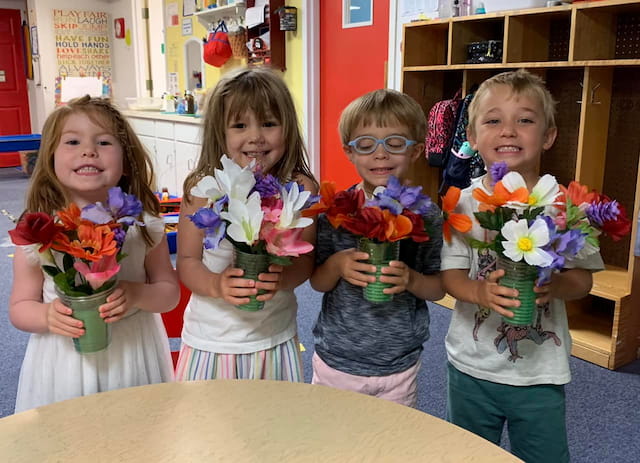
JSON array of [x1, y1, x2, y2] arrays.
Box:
[[9, 212, 61, 252], [403, 209, 429, 243], [600, 199, 631, 241]]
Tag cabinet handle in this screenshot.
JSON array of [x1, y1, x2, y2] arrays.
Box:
[[590, 83, 602, 105]]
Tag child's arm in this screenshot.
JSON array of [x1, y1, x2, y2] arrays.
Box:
[[98, 235, 181, 323], [9, 247, 84, 337], [442, 268, 520, 318], [176, 195, 262, 306], [534, 268, 593, 305]]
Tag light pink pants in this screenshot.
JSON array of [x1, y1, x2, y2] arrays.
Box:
[[311, 352, 419, 407]]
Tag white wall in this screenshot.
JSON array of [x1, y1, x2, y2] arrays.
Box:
[[25, 0, 144, 131]]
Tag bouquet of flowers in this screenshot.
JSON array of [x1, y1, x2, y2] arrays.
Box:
[[303, 176, 433, 302], [9, 187, 144, 352], [444, 161, 631, 325], [188, 155, 318, 311]]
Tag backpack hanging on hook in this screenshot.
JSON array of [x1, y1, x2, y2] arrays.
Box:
[[203, 20, 232, 68]]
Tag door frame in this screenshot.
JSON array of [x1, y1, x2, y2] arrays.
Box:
[[303, 0, 399, 180]]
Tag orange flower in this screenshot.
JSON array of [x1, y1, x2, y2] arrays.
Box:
[[558, 181, 598, 210], [472, 181, 528, 212], [441, 187, 472, 243], [301, 181, 336, 217], [383, 209, 413, 242], [52, 223, 118, 262], [56, 203, 83, 231]]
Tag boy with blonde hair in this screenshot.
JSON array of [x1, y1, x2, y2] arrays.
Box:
[[441, 69, 604, 462]]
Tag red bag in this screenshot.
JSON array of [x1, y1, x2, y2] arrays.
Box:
[[203, 21, 232, 68]]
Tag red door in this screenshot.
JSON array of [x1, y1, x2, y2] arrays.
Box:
[[319, 1, 389, 189], [0, 9, 31, 167]]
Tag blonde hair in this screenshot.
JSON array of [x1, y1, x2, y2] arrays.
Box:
[[26, 96, 159, 244], [339, 89, 427, 146], [468, 69, 557, 136], [184, 67, 317, 201]]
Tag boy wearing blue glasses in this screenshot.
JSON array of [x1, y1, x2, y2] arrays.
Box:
[[309, 89, 444, 407]]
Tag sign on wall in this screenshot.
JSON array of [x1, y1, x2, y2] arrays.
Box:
[[53, 9, 112, 79]]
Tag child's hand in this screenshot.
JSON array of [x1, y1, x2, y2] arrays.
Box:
[[99, 282, 135, 323], [534, 279, 552, 305], [335, 248, 376, 288], [47, 298, 85, 338], [379, 260, 411, 295], [255, 264, 284, 302], [477, 268, 520, 318], [216, 265, 259, 306]]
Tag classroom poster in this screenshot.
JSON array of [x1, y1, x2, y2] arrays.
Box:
[[53, 9, 112, 79]]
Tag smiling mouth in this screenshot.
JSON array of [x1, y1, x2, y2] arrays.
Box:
[[496, 146, 521, 153], [75, 166, 103, 174], [370, 167, 393, 174], [244, 151, 269, 158]]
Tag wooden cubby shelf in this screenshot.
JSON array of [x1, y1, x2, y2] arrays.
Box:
[[404, 0, 640, 369]]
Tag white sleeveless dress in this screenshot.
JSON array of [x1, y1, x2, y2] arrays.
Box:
[[14, 213, 174, 413]]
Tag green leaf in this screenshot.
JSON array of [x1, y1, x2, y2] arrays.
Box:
[[468, 238, 493, 250], [62, 253, 74, 272], [42, 265, 61, 278]]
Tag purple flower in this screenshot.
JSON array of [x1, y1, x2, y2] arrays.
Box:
[[253, 174, 281, 198], [369, 176, 432, 215], [490, 162, 508, 186], [81, 187, 144, 226], [189, 207, 227, 250], [587, 200, 620, 227], [113, 227, 127, 247]]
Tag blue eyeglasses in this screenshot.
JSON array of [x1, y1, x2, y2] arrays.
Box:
[[347, 135, 417, 155]]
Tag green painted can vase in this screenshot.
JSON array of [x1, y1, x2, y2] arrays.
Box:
[[358, 238, 400, 303], [497, 256, 539, 326], [233, 247, 270, 311], [55, 283, 116, 354]]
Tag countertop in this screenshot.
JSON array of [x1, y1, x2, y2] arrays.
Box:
[[122, 110, 203, 124]]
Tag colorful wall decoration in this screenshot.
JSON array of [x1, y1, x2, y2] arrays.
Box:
[[53, 9, 112, 79]]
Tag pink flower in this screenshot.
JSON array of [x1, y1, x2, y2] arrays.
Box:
[[262, 197, 283, 224], [262, 227, 313, 257], [73, 254, 120, 290]]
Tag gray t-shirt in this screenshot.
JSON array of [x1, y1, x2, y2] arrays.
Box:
[[313, 202, 443, 376]]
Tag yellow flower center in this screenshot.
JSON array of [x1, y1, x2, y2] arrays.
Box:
[[517, 237, 533, 252], [528, 195, 537, 206]]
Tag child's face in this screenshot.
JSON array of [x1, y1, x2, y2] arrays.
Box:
[[344, 122, 422, 195], [225, 108, 285, 174], [53, 112, 123, 207], [468, 84, 556, 178]]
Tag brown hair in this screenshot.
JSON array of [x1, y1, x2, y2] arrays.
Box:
[[339, 89, 427, 146], [468, 69, 557, 136], [183, 67, 317, 202], [26, 96, 159, 244]]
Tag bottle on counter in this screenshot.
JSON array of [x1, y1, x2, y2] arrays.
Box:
[[185, 91, 196, 115]]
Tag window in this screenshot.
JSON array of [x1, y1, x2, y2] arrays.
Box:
[[343, 0, 373, 29]]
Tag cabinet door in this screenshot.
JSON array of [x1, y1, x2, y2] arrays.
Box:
[[174, 141, 201, 197], [137, 135, 160, 190], [155, 138, 178, 196]]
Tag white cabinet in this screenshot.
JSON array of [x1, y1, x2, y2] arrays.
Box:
[[126, 113, 202, 197]]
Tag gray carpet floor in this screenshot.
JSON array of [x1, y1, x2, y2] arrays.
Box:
[[0, 167, 639, 462]]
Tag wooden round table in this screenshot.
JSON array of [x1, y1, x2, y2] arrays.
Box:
[[0, 380, 521, 462]]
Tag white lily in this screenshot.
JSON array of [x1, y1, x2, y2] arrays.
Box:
[[221, 192, 263, 245], [501, 218, 554, 267], [501, 172, 560, 211], [22, 244, 55, 267], [277, 184, 313, 230], [190, 175, 224, 204], [214, 155, 256, 202]]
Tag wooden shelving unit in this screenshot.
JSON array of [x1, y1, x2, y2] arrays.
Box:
[[404, 0, 640, 369]]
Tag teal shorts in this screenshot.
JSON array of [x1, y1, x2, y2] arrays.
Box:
[[447, 362, 569, 463]]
